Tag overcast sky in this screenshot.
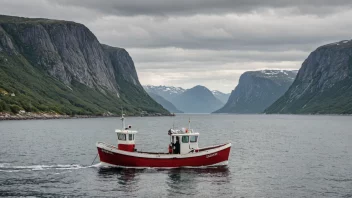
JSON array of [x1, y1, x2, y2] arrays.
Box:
[[1, 0, 352, 92]]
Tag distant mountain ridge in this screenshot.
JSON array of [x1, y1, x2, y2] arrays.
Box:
[[214, 70, 297, 114], [144, 85, 228, 113], [212, 90, 230, 104], [147, 92, 183, 113], [144, 85, 185, 102], [172, 85, 224, 113], [265, 40, 352, 114]]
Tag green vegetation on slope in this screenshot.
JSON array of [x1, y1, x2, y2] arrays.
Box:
[[0, 53, 167, 116], [265, 78, 352, 114], [264, 40, 352, 114], [0, 14, 168, 116]]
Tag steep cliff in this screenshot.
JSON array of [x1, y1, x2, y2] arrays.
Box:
[[0, 15, 168, 115], [265, 40, 352, 114], [214, 70, 297, 114]]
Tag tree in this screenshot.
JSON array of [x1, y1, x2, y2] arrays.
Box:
[[10, 104, 21, 114], [0, 100, 6, 112]]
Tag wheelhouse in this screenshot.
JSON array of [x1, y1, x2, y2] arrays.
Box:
[[115, 113, 138, 152], [168, 129, 199, 154], [115, 129, 138, 152]]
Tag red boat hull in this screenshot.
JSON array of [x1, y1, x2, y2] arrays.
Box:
[[96, 142, 231, 168]]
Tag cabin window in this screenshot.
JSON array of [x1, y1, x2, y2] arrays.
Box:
[[129, 134, 133, 140], [182, 136, 189, 143], [190, 136, 198, 143], [118, 134, 126, 140]]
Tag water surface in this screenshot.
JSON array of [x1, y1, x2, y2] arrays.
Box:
[[0, 114, 351, 197]]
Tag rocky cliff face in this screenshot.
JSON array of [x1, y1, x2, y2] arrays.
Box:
[[214, 70, 297, 114], [0, 18, 137, 93], [265, 40, 352, 114], [0, 15, 167, 115], [102, 44, 140, 87]]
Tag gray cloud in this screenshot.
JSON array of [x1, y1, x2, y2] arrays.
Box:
[[50, 0, 352, 16], [127, 48, 308, 63], [89, 12, 352, 51]]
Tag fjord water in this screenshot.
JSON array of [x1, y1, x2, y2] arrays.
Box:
[[0, 114, 351, 197]]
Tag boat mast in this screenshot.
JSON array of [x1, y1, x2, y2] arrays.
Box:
[[121, 108, 125, 130], [188, 117, 191, 130]]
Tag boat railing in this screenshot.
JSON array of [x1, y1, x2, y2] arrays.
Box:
[[97, 142, 118, 150], [198, 143, 229, 152]]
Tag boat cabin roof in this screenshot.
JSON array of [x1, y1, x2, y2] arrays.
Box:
[[171, 132, 199, 136], [115, 129, 138, 134], [168, 128, 199, 136]]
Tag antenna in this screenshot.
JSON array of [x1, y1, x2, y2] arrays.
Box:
[[172, 114, 175, 130], [121, 108, 125, 130], [188, 117, 191, 131]]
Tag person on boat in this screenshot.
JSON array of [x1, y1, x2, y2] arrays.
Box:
[[175, 137, 180, 154], [170, 136, 175, 154]]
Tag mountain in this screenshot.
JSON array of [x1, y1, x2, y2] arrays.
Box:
[[212, 90, 230, 104], [144, 85, 225, 113], [143, 85, 185, 102], [172, 85, 224, 113], [265, 40, 352, 114], [214, 70, 297, 114], [147, 92, 183, 113], [0, 15, 168, 116]]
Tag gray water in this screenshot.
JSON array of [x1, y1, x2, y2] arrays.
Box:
[[0, 114, 351, 197]]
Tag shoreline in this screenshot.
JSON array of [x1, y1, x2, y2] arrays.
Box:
[[2, 112, 349, 121], [0, 112, 175, 121]]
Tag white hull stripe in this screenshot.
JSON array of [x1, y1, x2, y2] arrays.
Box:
[[98, 161, 229, 169]]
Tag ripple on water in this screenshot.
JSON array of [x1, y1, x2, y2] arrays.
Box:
[[0, 114, 351, 197]]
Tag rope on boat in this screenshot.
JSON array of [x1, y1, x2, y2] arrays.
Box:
[[91, 153, 98, 166]]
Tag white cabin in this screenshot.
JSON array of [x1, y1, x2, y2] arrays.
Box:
[[115, 129, 137, 152], [116, 113, 138, 152], [169, 128, 199, 154]]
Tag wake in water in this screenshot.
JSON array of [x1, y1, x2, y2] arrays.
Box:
[[0, 162, 228, 172], [0, 163, 98, 172]]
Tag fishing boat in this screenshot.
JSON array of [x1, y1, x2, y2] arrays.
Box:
[[96, 114, 231, 168]]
